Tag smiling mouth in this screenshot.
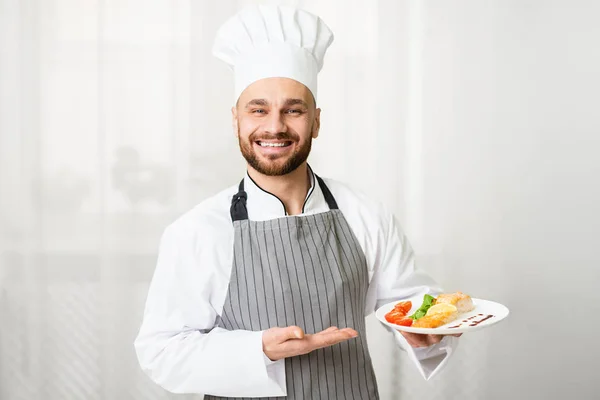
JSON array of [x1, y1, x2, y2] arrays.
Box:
[[255, 140, 293, 148]]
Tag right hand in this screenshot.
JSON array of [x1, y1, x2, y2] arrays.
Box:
[[262, 326, 358, 361], [400, 331, 462, 348]]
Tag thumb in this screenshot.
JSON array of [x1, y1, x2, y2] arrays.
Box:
[[277, 326, 304, 341]]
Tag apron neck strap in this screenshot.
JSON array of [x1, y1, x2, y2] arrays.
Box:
[[230, 179, 248, 222], [230, 174, 339, 223], [315, 175, 338, 210]]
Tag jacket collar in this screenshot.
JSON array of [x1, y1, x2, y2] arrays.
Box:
[[243, 164, 329, 221]]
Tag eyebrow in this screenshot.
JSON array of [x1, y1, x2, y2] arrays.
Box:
[[245, 99, 269, 108], [244, 98, 309, 109], [283, 98, 309, 108]]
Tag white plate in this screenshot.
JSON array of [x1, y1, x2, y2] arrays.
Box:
[[375, 295, 509, 335]]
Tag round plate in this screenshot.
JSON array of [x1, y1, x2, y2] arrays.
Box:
[[375, 296, 509, 335]]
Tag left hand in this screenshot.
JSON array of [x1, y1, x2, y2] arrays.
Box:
[[400, 331, 462, 348]]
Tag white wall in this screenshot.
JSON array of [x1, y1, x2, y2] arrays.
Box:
[[392, 1, 600, 399]]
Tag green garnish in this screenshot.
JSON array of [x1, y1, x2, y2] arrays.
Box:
[[409, 294, 436, 320]]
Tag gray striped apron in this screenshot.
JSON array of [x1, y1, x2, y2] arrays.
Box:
[[205, 175, 379, 399]]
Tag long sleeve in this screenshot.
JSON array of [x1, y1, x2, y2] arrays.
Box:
[[372, 209, 459, 380], [134, 224, 287, 397]]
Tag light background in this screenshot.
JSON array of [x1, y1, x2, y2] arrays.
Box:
[[1, 0, 598, 399]]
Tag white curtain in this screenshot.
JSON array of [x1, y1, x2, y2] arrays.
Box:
[[1, 1, 598, 399]]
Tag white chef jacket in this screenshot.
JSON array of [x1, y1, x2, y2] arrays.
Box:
[[134, 167, 458, 397]]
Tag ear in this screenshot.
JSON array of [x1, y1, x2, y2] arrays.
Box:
[[312, 108, 321, 139], [231, 106, 239, 138]]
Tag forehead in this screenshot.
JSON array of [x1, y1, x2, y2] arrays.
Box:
[[238, 77, 315, 107]]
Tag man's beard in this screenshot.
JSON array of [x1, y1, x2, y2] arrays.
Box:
[[238, 127, 313, 176]]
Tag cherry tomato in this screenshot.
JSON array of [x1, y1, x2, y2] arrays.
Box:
[[396, 317, 413, 327], [393, 301, 412, 315], [385, 310, 405, 323]]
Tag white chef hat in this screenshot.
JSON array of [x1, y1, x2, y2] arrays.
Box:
[[212, 5, 334, 103]]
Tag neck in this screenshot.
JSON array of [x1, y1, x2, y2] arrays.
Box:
[[247, 163, 311, 216]]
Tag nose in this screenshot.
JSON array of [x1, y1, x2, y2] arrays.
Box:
[[263, 111, 287, 135]]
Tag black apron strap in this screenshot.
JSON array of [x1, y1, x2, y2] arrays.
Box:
[[315, 175, 339, 210], [231, 174, 338, 222], [230, 179, 248, 222]]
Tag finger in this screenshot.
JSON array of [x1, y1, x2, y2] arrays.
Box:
[[337, 328, 358, 336], [400, 332, 430, 348], [313, 327, 354, 337], [281, 329, 358, 358], [307, 329, 358, 351], [274, 326, 305, 343], [399, 331, 427, 347], [428, 335, 443, 345], [308, 329, 358, 349]]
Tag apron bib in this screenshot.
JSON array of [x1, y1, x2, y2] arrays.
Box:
[[205, 176, 379, 400]]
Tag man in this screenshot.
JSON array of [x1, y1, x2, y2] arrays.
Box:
[[135, 5, 459, 399]]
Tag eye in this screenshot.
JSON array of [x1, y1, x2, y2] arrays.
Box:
[[251, 109, 266, 114], [285, 109, 303, 114]]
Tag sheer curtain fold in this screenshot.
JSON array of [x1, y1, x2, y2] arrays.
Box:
[[0, 1, 409, 399]]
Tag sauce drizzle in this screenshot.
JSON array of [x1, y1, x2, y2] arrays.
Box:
[[449, 314, 495, 328], [469, 314, 494, 326]]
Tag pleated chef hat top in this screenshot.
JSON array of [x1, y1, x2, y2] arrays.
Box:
[[212, 5, 334, 103]]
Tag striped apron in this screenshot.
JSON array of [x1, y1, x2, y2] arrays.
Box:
[[205, 176, 379, 400]]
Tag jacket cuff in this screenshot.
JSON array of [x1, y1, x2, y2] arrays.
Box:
[[263, 352, 278, 366], [392, 329, 458, 380], [259, 330, 287, 394]]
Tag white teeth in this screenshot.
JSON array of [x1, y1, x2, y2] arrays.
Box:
[[259, 142, 287, 147]]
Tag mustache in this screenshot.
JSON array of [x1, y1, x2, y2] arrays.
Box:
[[249, 132, 299, 141]]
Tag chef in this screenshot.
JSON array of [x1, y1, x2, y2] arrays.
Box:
[[135, 5, 459, 399]]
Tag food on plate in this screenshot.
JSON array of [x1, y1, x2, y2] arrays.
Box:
[[426, 303, 458, 315], [392, 301, 412, 315], [412, 304, 458, 328], [434, 292, 475, 314], [408, 294, 436, 320], [412, 311, 458, 328], [392, 316, 413, 326], [387, 292, 476, 329], [384, 301, 413, 326]]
